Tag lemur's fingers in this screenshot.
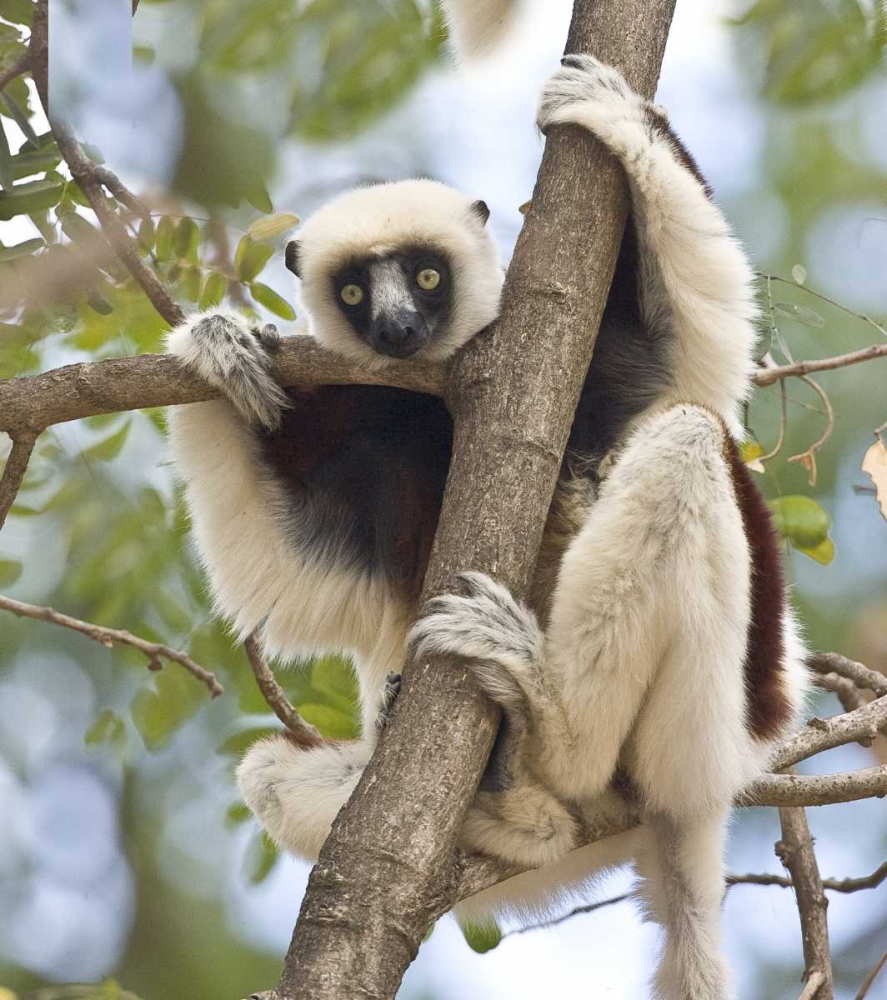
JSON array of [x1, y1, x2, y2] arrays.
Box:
[[166, 310, 290, 430], [409, 572, 544, 717], [537, 53, 646, 145], [375, 672, 402, 735]]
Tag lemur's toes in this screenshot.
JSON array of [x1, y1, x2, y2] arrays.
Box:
[[375, 672, 402, 734], [255, 323, 281, 351]]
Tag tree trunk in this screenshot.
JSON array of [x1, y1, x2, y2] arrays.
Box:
[[271, 2, 678, 997]]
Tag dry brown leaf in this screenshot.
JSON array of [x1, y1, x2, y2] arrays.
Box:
[[862, 435, 887, 522]]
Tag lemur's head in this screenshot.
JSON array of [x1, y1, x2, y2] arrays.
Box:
[[285, 179, 503, 365]]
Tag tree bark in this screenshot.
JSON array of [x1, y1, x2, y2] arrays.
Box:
[[271, 2, 677, 998]]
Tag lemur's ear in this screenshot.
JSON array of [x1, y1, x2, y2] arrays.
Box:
[[470, 200, 490, 226], [285, 240, 302, 277]]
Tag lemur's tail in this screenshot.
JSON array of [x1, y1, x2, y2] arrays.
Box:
[[439, 0, 519, 59]]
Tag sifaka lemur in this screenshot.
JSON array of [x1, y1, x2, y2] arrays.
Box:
[[165, 7, 808, 997]]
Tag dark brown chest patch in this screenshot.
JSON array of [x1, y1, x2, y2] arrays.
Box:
[[724, 438, 792, 740]]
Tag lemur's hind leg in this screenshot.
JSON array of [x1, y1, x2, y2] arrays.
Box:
[[411, 405, 753, 999], [538, 54, 758, 429]]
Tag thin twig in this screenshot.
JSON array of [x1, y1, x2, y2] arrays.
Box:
[[728, 860, 887, 894], [815, 671, 867, 715], [0, 430, 37, 532], [243, 632, 323, 747], [759, 273, 887, 341], [92, 165, 152, 220], [0, 53, 31, 92], [778, 799, 833, 999], [0, 594, 223, 697], [501, 861, 887, 941], [754, 342, 887, 387], [759, 377, 788, 463], [787, 375, 834, 487], [856, 946, 887, 1000], [500, 891, 632, 939]]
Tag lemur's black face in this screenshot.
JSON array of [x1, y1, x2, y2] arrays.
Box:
[[330, 250, 453, 360]]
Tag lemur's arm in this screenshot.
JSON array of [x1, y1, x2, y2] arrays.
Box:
[[538, 56, 758, 435]]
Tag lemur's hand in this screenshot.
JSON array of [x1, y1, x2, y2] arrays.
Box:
[[537, 53, 645, 142], [166, 310, 290, 430]]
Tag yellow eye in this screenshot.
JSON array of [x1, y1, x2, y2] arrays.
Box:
[[416, 268, 441, 291], [340, 284, 364, 306]]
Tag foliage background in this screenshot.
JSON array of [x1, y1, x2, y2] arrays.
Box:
[[0, 0, 885, 997]]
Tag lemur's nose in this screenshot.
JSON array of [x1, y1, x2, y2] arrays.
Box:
[[372, 311, 428, 359]]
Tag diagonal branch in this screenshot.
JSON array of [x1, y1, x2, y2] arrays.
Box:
[[0, 593, 223, 696], [244, 632, 323, 747], [777, 800, 833, 999], [754, 342, 887, 387], [30, 0, 184, 328], [0, 429, 38, 531], [270, 3, 678, 998]]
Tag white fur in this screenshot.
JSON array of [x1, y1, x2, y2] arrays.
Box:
[[439, 0, 520, 60], [165, 356, 411, 740], [295, 179, 503, 367], [538, 56, 759, 438]]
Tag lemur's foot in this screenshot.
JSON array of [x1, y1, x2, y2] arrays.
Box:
[[166, 310, 289, 429], [537, 53, 645, 141], [375, 672, 402, 734], [409, 572, 544, 721]]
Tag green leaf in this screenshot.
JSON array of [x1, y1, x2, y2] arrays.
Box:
[[243, 831, 279, 884], [248, 212, 299, 241], [225, 801, 253, 827], [137, 216, 155, 251], [250, 281, 295, 320], [85, 709, 127, 751], [60, 211, 102, 246], [297, 703, 358, 740], [86, 290, 114, 316], [769, 495, 830, 550], [173, 216, 199, 260], [0, 236, 43, 261], [11, 145, 60, 180], [773, 301, 825, 329], [155, 215, 176, 260], [82, 420, 132, 461], [198, 271, 228, 310], [130, 666, 203, 753], [0, 0, 34, 25], [309, 655, 358, 714], [459, 919, 502, 954], [0, 119, 13, 190], [0, 178, 63, 220], [0, 558, 22, 586], [180, 265, 201, 302], [217, 726, 277, 757], [1, 91, 38, 147], [234, 236, 273, 282], [796, 536, 835, 565], [246, 182, 273, 214]]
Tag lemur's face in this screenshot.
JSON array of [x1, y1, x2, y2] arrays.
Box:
[[328, 249, 453, 360], [285, 180, 504, 368]]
